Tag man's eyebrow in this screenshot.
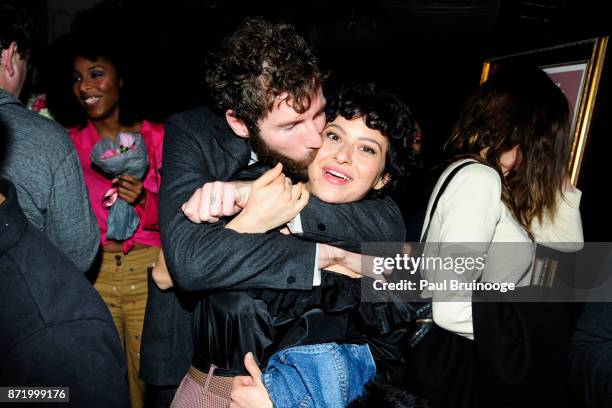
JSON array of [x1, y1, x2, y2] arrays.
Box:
[[276, 101, 326, 128], [276, 118, 302, 127]]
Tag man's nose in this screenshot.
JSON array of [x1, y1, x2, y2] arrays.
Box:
[[302, 127, 322, 149]]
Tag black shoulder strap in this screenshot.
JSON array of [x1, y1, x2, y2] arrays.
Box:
[[420, 161, 476, 243]]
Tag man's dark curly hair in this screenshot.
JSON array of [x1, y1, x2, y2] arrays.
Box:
[[206, 17, 326, 132], [325, 83, 418, 196], [0, 4, 34, 59]]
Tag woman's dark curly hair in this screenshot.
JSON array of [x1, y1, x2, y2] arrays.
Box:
[[206, 17, 327, 132], [445, 63, 570, 234], [46, 1, 140, 128], [325, 83, 418, 196]]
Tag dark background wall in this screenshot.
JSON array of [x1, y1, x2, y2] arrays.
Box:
[[5, 0, 611, 240]]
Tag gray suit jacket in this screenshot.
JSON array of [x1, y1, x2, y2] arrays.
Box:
[[140, 105, 404, 385], [0, 90, 99, 273]]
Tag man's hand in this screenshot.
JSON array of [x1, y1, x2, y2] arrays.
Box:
[[113, 175, 145, 206], [226, 163, 309, 233], [182, 180, 252, 224], [230, 352, 273, 408]]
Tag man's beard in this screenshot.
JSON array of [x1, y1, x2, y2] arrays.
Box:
[[249, 131, 316, 183]]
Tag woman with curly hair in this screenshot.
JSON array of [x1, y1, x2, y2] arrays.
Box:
[[168, 82, 422, 407]]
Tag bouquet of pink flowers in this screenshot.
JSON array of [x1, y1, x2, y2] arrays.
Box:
[[26, 93, 54, 120], [90, 132, 148, 241]]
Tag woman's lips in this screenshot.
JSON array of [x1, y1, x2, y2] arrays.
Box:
[[83, 96, 101, 106], [322, 166, 352, 185]]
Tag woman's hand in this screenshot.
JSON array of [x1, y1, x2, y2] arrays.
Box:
[[317, 244, 364, 278], [152, 249, 173, 290], [325, 264, 363, 278], [226, 163, 309, 233], [230, 353, 273, 408], [113, 175, 145, 206], [318, 244, 390, 280]]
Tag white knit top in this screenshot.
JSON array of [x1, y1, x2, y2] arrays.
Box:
[[420, 159, 584, 339]]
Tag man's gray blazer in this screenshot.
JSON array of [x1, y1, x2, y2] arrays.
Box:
[[0, 89, 99, 273]]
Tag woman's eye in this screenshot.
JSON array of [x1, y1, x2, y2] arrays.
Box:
[[91, 70, 105, 79], [71, 73, 81, 83], [360, 146, 376, 154], [326, 132, 340, 142]]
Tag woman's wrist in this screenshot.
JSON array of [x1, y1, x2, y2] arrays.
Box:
[[137, 189, 147, 208], [225, 211, 263, 233]]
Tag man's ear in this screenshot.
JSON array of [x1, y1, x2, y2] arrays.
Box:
[[373, 173, 391, 190], [225, 110, 250, 139], [0, 42, 18, 77]]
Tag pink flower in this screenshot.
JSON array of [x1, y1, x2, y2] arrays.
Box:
[[118, 132, 135, 149], [31, 94, 47, 113], [100, 149, 117, 159]]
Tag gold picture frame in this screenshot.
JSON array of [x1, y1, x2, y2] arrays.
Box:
[[481, 37, 608, 186]]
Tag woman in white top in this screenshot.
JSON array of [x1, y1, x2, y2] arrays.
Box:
[[421, 63, 584, 339]]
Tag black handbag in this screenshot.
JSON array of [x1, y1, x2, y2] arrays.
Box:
[[401, 161, 478, 408]]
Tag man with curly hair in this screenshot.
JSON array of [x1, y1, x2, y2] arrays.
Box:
[[141, 18, 405, 405]]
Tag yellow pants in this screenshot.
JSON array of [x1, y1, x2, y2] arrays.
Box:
[[94, 246, 159, 408]]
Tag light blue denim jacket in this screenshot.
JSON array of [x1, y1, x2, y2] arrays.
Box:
[[262, 343, 376, 408]]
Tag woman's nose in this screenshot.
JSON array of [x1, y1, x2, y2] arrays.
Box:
[[334, 145, 351, 164], [79, 77, 92, 93]]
